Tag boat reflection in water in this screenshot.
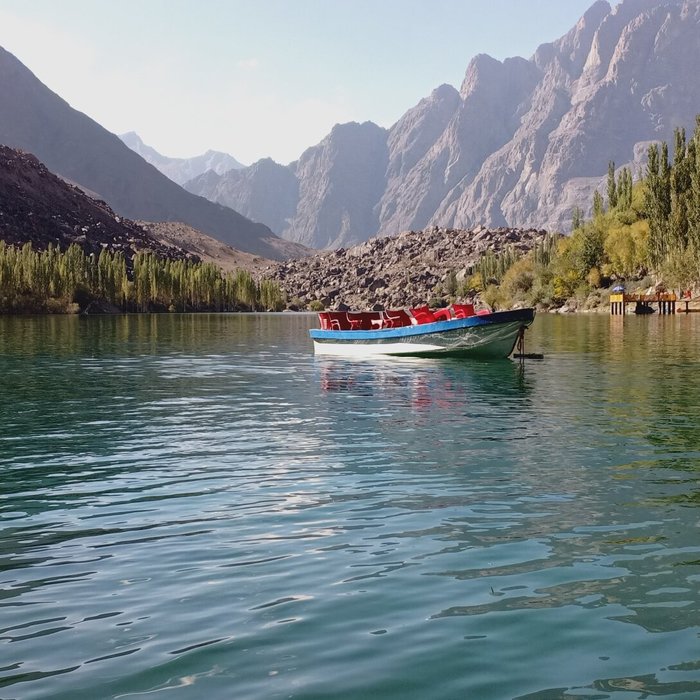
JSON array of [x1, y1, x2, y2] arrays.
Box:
[[316, 354, 534, 418]]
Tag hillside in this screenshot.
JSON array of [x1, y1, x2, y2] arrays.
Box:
[[0, 145, 189, 262], [267, 226, 554, 310], [187, 0, 700, 249], [0, 45, 306, 261], [141, 221, 273, 274]]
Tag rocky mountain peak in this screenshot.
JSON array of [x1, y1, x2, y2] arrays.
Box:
[[580, 0, 663, 86], [183, 0, 700, 248], [288, 121, 389, 249], [459, 53, 503, 98], [534, 0, 609, 75], [431, 83, 460, 102]]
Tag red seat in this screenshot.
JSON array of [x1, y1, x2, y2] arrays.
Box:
[[383, 309, 412, 328], [328, 311, 351, 329], [347, 313, 364, 330], [410, 306, 437, 324], [452, 303, 475, 319], [432, 308, 452, 322]]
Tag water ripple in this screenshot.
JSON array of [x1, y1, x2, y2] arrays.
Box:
[[2, 314, 700, 698]]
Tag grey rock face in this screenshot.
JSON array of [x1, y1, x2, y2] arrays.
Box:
[[185, 158, 299, 234], [190, 0, 700, 248], [376, 84, 461, 234], [289, 121, 388, 249], [437, 0, 700, 231]]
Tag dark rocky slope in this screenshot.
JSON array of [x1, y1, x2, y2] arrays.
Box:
[[268, 226, 553, 310], [0, 145, 189, 261]]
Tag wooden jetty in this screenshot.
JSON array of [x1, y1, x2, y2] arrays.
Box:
[[610, 292, 677, 315]]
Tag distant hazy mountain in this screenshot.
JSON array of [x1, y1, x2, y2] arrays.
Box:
[[186, 121, 390, 249], [0, 46, 305, 260], [185, 157, 299, 236], [186, 0, 700, 248], [119, 132, 244, 186]]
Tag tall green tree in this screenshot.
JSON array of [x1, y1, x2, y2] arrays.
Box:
[[607, 161, 618, 209], [572, 206, 583, 231], [593, 190, 605, 219], [645, 142, 672, 266]]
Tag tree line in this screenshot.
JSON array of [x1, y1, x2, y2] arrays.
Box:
[[0, 242, 286, 314]]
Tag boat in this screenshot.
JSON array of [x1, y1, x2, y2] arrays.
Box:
[[634, 301, 655, 314], [309, 304, 535, 358]]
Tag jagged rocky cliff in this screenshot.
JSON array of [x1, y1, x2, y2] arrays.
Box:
[[187, 0, 700, 249], [267, 226, 553, 310]]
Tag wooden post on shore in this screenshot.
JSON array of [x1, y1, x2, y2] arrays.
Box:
[[610, 293, 626, 315]]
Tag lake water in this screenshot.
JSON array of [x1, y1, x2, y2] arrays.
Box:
[[2, 312, 700, 699]]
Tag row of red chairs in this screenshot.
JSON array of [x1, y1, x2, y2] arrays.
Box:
[[318, 304, 485, 330]]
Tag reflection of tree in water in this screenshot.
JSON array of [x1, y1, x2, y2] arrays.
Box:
[[519, 670, 700, 698], [599, 315, 700, 454]]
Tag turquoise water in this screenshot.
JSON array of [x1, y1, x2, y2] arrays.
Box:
[[2, 312, 700, 699]]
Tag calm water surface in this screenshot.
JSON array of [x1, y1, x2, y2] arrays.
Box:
[[2, 312, 700, 699]]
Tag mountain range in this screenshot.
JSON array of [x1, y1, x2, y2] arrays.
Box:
[[183, 0, 700, 250], [2, 0, 699, 260], [0, 45, 305, 261], [118, 132, 244, 186]]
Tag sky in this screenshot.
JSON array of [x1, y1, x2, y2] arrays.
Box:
[[0, 0, 612, 165]]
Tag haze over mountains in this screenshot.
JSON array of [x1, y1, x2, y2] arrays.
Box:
[[182, 0, 700, 250], [118, 132, 244, 186], [0, 46, 305, 261], [2, 0, 699, 260]]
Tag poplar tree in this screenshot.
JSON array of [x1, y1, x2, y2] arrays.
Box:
[[669, 127, 692, 251], [645, 142, 672, 266], [617, 167, 633, 210], [572, 206, 583, 231], [689, 116, 700, 260], [607, 161, 618, 209], [593, 190, 605, 219]]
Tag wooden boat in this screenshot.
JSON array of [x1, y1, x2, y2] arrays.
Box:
[[309, 304, 535, 358]]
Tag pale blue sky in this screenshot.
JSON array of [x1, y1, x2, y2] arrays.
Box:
[[1, 0, 612, 165]]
